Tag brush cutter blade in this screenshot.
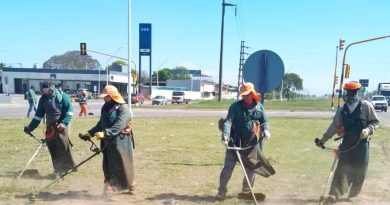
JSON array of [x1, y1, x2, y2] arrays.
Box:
[[21, 169, 40, 179], [237, 192, 266, 201]]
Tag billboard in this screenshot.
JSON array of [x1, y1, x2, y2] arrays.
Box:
[[139, 23, 151, 56]]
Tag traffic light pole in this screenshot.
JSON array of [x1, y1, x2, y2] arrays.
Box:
[[337, 35, 390, 108], [330, 46, 338, 110], [85, 50, 128, 61], [79, 44, 137, 115]]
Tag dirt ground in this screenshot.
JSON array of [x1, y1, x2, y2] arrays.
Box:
[[2, 152, 390, 205]]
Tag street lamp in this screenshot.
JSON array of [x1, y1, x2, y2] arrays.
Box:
[[104, 46, 125, 85], [128, 0, 133, 116], [97, 66, 102, 96], [155, 57, 170, 89]]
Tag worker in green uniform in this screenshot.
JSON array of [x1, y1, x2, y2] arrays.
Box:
[[26, 85, 37, 118], [24, 82, 76, 178], [79, 85, 135, 197]]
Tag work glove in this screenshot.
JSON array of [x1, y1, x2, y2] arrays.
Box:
[[79, 132, 92, 141], [24, 126, 31, 135], [262, 130, 271, 140], [315, 138, 325, 149], [95, 132, 104, 140], [57, 123, 65, 132], [360, 128, 370, 139]]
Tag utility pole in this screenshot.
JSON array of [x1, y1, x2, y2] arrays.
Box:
[[236, 41, 249, 100], [218, 0, 236, 101]]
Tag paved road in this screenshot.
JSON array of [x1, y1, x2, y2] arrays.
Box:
[[1, 94, 389, 128]]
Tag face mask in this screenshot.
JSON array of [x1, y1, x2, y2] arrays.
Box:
[[343, 94, 359, 104], [42, 88, 49, 94]]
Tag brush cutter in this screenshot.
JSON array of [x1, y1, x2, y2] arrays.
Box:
[[29, 138, 103, 201], [318, 149, 338, 205], [17, 132, 46, 180], [315, 136, 364, 205], [226, 145, 259, 205], [315, 137, 340, 205]]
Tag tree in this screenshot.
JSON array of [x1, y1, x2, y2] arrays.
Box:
[[172, 66, 190, 80], [281, 73, 303, 100], [152, 67, 172, 82], [107, 60, 127, 71], [0, 62, 5, 69], [140, 70, 149, 85]]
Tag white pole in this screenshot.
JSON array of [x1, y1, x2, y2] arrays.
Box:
[[128, 0, 133, 117], [98, 67, 101, 96], [280, 80, 283, 101]]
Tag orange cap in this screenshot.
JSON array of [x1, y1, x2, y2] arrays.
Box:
[[343, 81, 362, 90], [240, 82, 260, 103], [99, 85, 125, 104]]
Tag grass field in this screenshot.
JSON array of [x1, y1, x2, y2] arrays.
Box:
[[0, 116, 389, 205]]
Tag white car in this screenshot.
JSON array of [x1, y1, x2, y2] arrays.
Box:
[[370, 95, 388, 112], [152, 95, 168, 105]]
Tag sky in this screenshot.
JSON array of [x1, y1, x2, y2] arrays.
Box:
[[1, 0, 389, 96]]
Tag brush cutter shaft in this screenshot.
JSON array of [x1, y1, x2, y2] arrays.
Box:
[[34, 139, 102, 195], [38, 151, 100, 192], [319, 154, 339, 205], [234, 149, 259, 205], [17, 142, 45, 180]]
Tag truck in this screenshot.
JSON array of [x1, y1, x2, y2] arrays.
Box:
[[377, 83, 390, 105], [171, 91, 191, 104]]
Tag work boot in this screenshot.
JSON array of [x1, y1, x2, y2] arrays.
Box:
[[128, 185, 136, 195], [215, 192, 226, 201], [102, 183, 114, 197], [49, 172, 60, 180], [323, 195, 337, 204]]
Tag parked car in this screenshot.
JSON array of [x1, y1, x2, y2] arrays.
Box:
[[370, 95, 388, 112], [152, 95, 168, 105], [131, 93, 145, 104]]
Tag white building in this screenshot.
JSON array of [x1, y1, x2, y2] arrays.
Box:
[[0, 67, 134, 96]]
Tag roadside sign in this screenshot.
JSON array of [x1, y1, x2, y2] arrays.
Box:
[[139, 23, 152, 56], [243, 50, 284, 94], [359, 79, 369, 87]]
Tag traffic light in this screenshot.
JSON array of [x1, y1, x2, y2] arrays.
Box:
[[334, 75, 339, 84], [345, 64, 351, 78], [132, 72, 138, 82], [339, 39, 345, 50], [80, 43, 87, 55]]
